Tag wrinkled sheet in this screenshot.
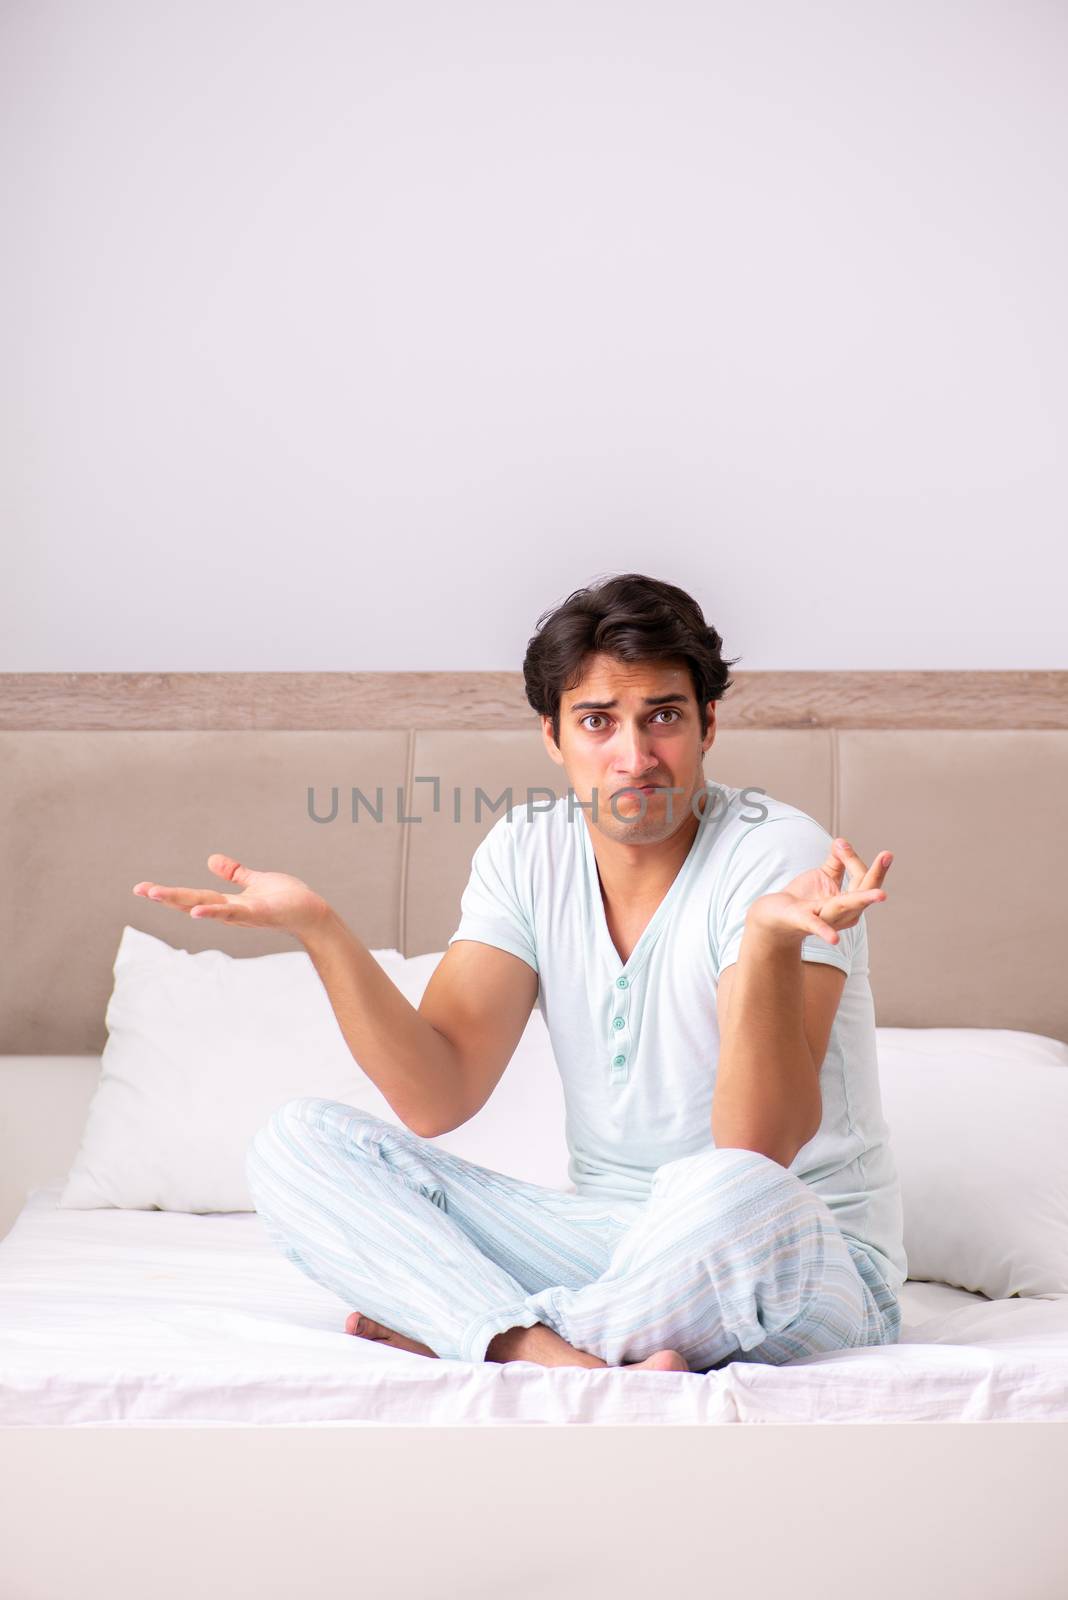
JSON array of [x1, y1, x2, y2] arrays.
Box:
[[2, 1188, 1067, 1427]]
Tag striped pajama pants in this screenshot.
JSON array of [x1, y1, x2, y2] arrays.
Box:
[[245, 1097, 902, 1371]]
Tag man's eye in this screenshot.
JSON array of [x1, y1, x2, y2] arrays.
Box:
[[579, 709, 681, 732]]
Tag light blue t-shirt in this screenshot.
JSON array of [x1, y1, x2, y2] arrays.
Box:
[[448, 784, 908, 1293]]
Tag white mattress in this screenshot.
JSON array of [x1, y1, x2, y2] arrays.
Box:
[[3, 1186, 1068, 1427]]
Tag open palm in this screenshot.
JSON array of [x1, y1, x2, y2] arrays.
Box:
[[133, 854, 328, 937], [749, 837, 894, 946]]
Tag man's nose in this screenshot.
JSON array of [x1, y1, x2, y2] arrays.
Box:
[[615, 726, 658, 775]]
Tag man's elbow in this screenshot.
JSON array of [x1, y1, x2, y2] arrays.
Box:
[[713, 1111, 821, 1170], [778, 1105, 823, 1167], [713, 1135, 799, 1169]]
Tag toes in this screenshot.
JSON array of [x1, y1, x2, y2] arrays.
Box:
[[346, 1312, 389, 1339]]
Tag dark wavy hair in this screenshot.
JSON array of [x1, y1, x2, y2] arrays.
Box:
[[523, 572, 741, 747]]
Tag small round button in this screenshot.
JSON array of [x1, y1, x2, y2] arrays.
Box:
[[616, 976, 629, 989], [612, 1054, 626, 1067], [612, 1016, 625, 1030]]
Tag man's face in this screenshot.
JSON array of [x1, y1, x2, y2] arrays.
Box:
[[541, 652, 716, 844]]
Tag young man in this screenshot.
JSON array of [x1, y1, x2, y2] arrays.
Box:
[[134, 573, 906, 1375]]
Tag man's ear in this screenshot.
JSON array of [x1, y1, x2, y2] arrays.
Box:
[[702, 702, 716, 753], [541, 714, 564, 766]]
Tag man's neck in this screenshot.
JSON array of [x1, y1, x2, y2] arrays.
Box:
[[586, 788, 708, 915]]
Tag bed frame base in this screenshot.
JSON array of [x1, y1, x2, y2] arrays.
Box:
[[2, 1422, 1066, 1597]]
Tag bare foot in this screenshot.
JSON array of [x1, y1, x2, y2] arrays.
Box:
[[344, 1310, 439, 1359], [345, 1312, 688, 1373], [624, 1349, 690, 1372], [486, 1322, 690, 1371]]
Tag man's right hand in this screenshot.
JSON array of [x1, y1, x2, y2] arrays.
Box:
[[133, 854, 330, 940]]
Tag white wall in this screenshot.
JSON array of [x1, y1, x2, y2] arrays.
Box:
[[3, 0, 1065, 671]]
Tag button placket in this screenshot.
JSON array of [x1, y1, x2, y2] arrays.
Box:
[[609, 974, 631, 1083]]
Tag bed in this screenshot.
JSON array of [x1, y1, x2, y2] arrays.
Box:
[[2, 668, 1067, 1598]]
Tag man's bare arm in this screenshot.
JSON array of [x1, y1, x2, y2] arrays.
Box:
[[302, 915, 538, 1138], [713, 933, 845, 1167], [712, 837, 891, 1167], [417, 938, 540, 1134], [132, 853, 538, 1140], [299, 910, 461, 1135]]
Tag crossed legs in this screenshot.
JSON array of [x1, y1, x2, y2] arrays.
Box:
[[245, 1098, 898, 1373]]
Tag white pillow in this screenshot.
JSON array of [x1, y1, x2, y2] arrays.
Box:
[[875, 1027, 1068, 1298], [59, 926, 568, 1215]]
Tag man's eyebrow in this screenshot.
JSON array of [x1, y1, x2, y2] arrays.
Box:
[[568, 694, 691, 712]]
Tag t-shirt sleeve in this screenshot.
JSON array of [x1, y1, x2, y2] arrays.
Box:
[[711, 814, 857, 982], [447, 818, 539, 974]]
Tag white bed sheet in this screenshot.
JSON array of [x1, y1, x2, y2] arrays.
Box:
[[2, 1187, 1068, 1427]]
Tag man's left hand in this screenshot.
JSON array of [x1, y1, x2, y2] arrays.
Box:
[[746, 838, 894, 948]]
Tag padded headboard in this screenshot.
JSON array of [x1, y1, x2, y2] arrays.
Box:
[[2, 671, 1067, 1052]]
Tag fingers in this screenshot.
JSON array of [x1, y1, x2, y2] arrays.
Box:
[[832, 839, 870, 883], [833, 838, 893, 890], [834, 889, 887, 910], [134, 853, 250, 905], [132, 883, 231, 914], [778, 902, 841, 945], [816, 887, 887, 931], [208, 854, 252, 885], [819, 889, 887, 915]]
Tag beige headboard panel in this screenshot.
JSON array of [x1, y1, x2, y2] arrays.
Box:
[[2, 673, 1066, 1052]]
